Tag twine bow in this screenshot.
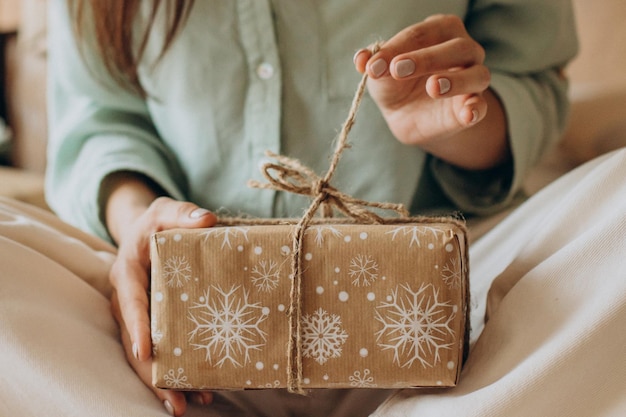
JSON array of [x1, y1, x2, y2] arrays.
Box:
[[248, 43, 408, 394], [248, 150, 408, 224]]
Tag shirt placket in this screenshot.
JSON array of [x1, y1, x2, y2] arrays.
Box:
[[237, 0, 282, 216]]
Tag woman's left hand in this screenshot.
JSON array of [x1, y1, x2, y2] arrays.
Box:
[[354, 14, 508, 170]]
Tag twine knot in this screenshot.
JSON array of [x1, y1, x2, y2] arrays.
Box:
[[312, 179, 326, 199]]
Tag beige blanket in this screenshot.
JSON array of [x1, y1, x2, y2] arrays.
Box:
[[1, 148, 625, 416], [373, 148, 626, 417]]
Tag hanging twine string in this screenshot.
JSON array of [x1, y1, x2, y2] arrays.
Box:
[[246, 43, 416, 394]]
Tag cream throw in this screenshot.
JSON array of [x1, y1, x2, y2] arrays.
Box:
[[1, 148, 625, 416]]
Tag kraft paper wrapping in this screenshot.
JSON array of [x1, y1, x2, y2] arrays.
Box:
[[151, 221, 468, 391]]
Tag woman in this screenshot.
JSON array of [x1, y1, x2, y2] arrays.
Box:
[[45, 0, 577, 415]]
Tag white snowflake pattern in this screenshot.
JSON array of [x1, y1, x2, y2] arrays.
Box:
[[348, 254, 379, 286], [188, 285, 268, 368], [375, 283, 456, 368], [305, 225, 343, 246], [348, 369, 377, 387], [302, 308, 348, 365], [163, 368, 192, 389], [258, 380, 281, 389], [386, 226, 447, 248], [163, 256, 192, 287], [441, 258, 462, 289], [151, 321, 163, 345], [251, 259, 281, 292], [151, 321, 163, 355], [201, 227, 250, 249]]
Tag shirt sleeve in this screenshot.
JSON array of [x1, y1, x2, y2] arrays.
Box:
[[45, 0, 187, 241], [430, 0, 579, 215]]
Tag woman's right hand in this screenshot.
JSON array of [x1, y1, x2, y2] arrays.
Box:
[[104, 177, 217, 416], [353, 14, 508, 171]]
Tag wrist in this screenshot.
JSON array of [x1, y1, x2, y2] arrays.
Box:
[[393, 88, 509, 171], [100, 171, 165, 244]]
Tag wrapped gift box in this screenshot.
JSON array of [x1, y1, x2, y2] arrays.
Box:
[[150, 219, 469, 391]]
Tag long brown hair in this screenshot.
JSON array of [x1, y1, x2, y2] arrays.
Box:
[[69, 0, 195, 96]]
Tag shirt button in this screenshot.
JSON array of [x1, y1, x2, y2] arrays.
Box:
[[256, 62, 275, 80]]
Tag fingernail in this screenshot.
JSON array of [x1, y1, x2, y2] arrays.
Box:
[[394, 59, 415, 78], [163, 400, 175, 416], [369, 58, 387, 78], [471, 109, 479, 124], [190, 208, 210, 219], [353, 48, 366, 65], [191, 392, 206, 405], [132, 342, 139, 360], [438, 78, 451, 95]]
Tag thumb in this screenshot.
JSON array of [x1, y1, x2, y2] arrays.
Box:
[[187, 206, 218, 226], [150, 198, 218, 230]]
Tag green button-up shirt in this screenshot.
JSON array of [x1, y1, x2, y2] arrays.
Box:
[[46, 0, 578, 242]]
